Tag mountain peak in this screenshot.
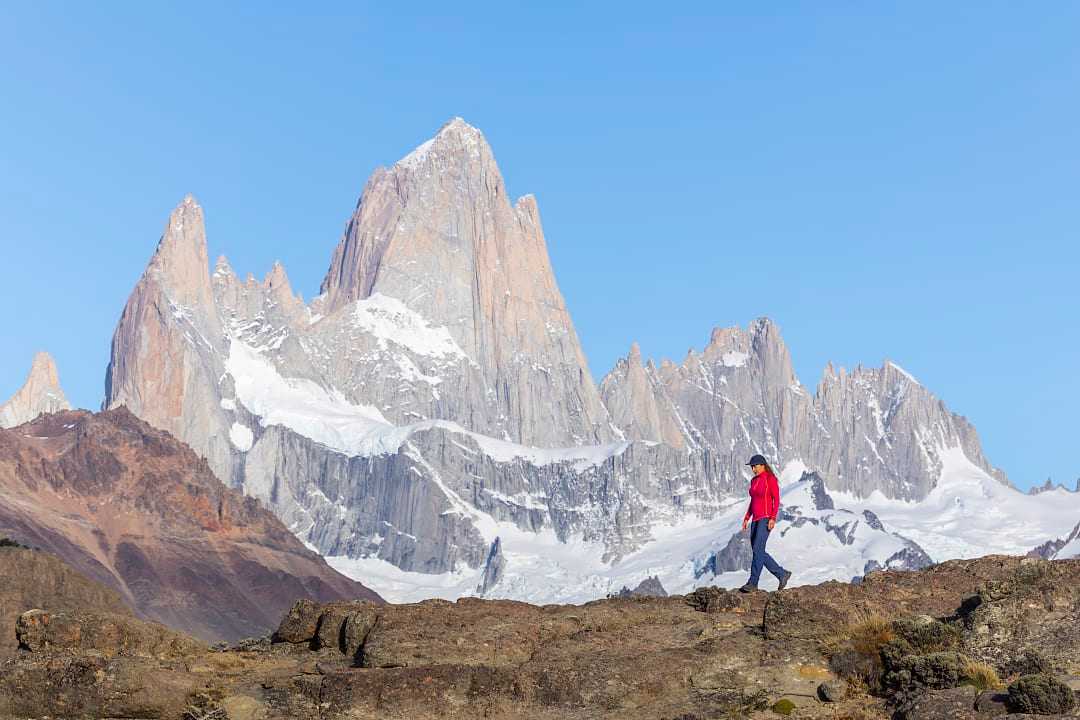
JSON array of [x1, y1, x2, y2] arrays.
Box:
[[395, 117, 491, 172], [438, 116, 478, 135], [144, 195, 214, 311], [0, 351, 71, 428]]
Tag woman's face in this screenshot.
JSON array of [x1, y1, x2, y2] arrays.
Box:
[[751, 463, 765, 474]]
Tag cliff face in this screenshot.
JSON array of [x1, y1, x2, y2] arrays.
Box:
[[0, 351, 70, 429], [0, 408, 380, 642], [319, 118, 614, 447]]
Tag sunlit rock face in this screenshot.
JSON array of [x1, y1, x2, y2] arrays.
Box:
[[0, 351, 71, 428]]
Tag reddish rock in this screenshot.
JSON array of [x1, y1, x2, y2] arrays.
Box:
[[0, 409, 381, 643]]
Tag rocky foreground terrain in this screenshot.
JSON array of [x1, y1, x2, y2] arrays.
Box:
[[1, 552, 1076, 719]]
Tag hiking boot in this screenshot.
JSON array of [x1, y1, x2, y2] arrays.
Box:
[[738, 583, 757, 593], [777, 570, 792, 591]]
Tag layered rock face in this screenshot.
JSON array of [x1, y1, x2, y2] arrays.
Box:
[[0, 408, 380, 642], [0, 351, 70, 428], [103, 117, 1016, 591]]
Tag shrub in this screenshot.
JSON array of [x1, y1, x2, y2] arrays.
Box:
[[962, 658, 1003, 692], [890, 615, 960, 654], [900, 651, 966, 690], [1004, 649, 1052, 678], [1006, 674, 1076, 715], [0, 537, 27, 549], [770, 698, 796, 715]]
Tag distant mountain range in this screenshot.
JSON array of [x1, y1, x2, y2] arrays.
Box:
[[7, 118, 1078, 604]]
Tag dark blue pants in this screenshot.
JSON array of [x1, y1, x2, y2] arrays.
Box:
[[749, 518, 786, 586]]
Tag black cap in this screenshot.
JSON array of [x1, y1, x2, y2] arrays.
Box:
[[746, 454, 767, 467]]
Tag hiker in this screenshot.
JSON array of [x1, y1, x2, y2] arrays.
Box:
[[739, 454, 792, 593]]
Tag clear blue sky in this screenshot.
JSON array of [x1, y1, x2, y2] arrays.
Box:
[[2, 3, 1077, 491]]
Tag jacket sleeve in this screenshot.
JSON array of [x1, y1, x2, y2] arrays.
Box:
[[768, 475, 780, 519]]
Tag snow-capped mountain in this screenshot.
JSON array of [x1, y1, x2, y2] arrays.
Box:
[[102, 118, 1080, 603]]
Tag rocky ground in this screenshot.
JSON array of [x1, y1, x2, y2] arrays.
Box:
[[0, 554, 1077, 719]]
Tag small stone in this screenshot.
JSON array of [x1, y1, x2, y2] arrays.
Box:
[[817, 680, 846, 702]]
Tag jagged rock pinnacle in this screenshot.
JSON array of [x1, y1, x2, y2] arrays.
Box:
[[0, 351, 71, 428]]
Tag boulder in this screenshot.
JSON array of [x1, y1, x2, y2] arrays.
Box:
[[16, 608, 202, 658], [684, 586, 746, 614], [272, 598, 323, 644], [816, 680, 846, 702], [898, 686, 978, 720]]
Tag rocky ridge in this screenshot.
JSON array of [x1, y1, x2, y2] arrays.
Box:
[[2, 554, 1077, 719], [0, 352, 70, 429], [0, 408, 381, 642]]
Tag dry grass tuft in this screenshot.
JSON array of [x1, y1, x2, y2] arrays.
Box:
[[821, 613, 894, 658], [820, 612, 895, 689], [963, 658, 1004, 691]]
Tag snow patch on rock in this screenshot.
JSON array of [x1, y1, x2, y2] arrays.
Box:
[[352, 293, 469, 362], [229, 422, 253, 452]]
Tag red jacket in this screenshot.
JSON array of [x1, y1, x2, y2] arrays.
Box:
[[744, 469, 780, 522]]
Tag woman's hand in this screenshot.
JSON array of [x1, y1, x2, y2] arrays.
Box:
[[742, 517, 750, 533], [767, 518, 776, 531]]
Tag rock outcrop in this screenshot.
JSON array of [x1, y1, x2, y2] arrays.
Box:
[[0, 545, 131, 654], [0, 351, 70, 428], [0, 409, 380, 642]]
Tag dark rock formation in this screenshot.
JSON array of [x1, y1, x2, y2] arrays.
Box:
[[701, 529, 753, 576], [1028, 521, 1080, 560], [614, 576, 668, 598], [806, 471, 835, 510], [476, 537, 506, 595]]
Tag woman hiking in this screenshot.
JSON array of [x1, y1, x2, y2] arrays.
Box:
[[739, 454, 792, 593]]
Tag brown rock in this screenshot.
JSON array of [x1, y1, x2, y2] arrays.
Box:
[[273, 599, 323, 645], [16, 608, 203, 658], [360, 598, 541, 669], [0, 409, 381, 644], [901, 686, 979, 720]]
